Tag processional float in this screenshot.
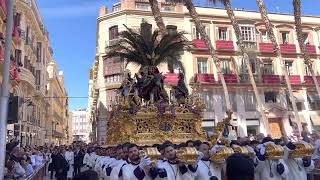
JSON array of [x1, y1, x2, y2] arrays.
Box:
[[105, 65, 314, 163]]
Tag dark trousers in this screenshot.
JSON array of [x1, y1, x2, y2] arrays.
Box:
[[74, 165, 81, 176], [56, 171, 67, 180], [50, 170, 54, 179]]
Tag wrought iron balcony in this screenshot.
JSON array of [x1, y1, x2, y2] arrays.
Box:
[[259, 43, 274, 53], [280, 44, 297, 54], [194, 73, 216, 83], [262, 75, 283, 84], [216, 40, 234, 51], [192, 39, 208, 49], [239, 74, 259, 83], [306, 44, 317, 54]]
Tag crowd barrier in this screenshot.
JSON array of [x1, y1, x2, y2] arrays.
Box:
[[25, 162, 48, 180]]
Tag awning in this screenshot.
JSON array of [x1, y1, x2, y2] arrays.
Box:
[[246, 119, 260, 126], [310, 114, 320, 126], [308, 93, 320, 102], [293, 92, 305, 102]]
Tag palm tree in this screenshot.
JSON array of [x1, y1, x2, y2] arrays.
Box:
[[149, 0, 167, 34], [208, 0, 270, 134], [106, 24, 190, 73], [293, 0, 320, 98], [256, 0, 302, 133], [163, 0, 232, 112]]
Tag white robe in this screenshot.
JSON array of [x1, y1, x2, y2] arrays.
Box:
[[102, 157, 118, 180], [110, 159, 127, 180], [255, 159, 288, 180], [122, 162, 152, 180], [283, 158, 314, 180], [83, 153, 90, 169], [65, 151, 74, 178], [155, 161, 197, 180], [195, 160, 222, 180]]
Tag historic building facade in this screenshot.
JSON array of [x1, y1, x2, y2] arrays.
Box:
[[72, 108, 91, 143], [3, 0, 69, 146], [89, 0, 320, 143], [47, 62, 68, 145]]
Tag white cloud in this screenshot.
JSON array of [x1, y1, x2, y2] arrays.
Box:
[[39, 1, 106, 18]]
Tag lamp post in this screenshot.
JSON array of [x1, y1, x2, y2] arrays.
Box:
[[0, 0, 14, 178]]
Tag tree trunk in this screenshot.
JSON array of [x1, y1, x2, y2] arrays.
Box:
[[149, 0, 167, 34], [184, 0, 232, 111], [293, 0, 320, 99], [256, 0, 302, 134], [223, 0, 270, 134]]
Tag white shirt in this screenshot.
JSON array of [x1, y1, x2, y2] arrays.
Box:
[[155, 161, 196, 180], [122, 162, 152, 180], [196, 160, 222, 180]]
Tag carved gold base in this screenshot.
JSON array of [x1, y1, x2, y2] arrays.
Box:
[[106, 107, 206, 146]]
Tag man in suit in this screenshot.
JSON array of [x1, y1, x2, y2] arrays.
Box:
[[55, 147, 69, 180], [74, 146, 84, 176]]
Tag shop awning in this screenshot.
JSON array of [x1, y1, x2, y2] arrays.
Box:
[[310, 114, 320, 126], [293, 92, 305, 102], [308, 93, 320, 102]]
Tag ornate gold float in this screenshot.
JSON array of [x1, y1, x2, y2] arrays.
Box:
[[288, 142, 315, 158]]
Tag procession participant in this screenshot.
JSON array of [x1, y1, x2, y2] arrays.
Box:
[[196, 142, 222, 180], [226, 153, 254, 180], [110, 145, 129, 180], [74, 146, 84, 176], [155, 143, 201, 180], [283, 141, 314, 180], [83, 147, 97, 170], [254, 137, 288, 180], [120, 143, 153, 180], [83, 148, 91, 170], [55, 148, 69, 180], [65, 147, 74, 180]]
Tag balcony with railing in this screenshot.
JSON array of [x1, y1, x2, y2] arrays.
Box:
[[216, 40, 234, 51], [194, 73, 216, 83], [259, 43, 274, 53], [280, 44, 297, 54], [262, 75, 283, 84], [12, 26, 21, 45], [222, 74, 238, 83], [163, 73, 179, 85], [239, 74, 259, 83], [287, 75, 301, 85], [192, 39, 208, 49], [0, 50, 20, 81], [0, 0, 7, 20], [304, 76, 320, 84], [306, 44, 317, 54], [19, 67, 35, 86]]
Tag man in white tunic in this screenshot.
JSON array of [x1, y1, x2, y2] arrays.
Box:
[[155, 143, 199, 180], [254, 138, 289, 180], [283, 142, 314, 180], [196, 142, 222, 180], [65, 147, 74, 179], [110, 145, 128, 180], [121, 144, 153, 180]]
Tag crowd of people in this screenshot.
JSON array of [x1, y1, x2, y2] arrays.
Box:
[[4, 127, 320, 180]]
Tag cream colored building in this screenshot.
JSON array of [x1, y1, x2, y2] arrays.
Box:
[[3, 0, 54, 146], [47, 63, 68, 145], [72, 108, 91, 143], [89, 0, 320, 143]]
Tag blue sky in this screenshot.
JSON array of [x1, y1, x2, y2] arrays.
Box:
[[36, 0, 319, 111]]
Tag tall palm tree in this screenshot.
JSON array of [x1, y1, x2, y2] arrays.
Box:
[[293, 0, 320, 98], [256, 0, 302, 133], [209, 0, 270, 134], [106, 24, 190, 72], [149, 0, 167, 34], [164, 0, 232, 111]]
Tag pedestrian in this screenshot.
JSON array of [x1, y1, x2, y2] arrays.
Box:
[[49, 149, 57, 179], [74, 146, 84, 176], [55, 147, 69, 180], [65, 147, 74, 179]]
